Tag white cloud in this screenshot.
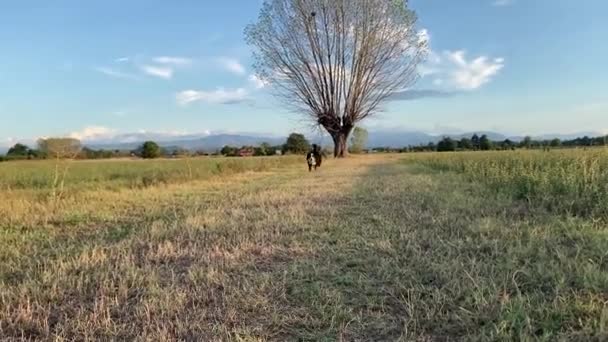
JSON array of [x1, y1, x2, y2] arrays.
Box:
[[420, 49, 504, 91], [446, 51, 505, 90], [115, 57, 130, 63], [69, 126, 116, 141], [153, 56, 192, 66], [248, 74, 268, 89], [416, 29, 505, 91], [95, 67, 137, 80], [140, 65, 173, 79], [493, 0, 514, 6], [176, 88, 249, 106], [217, 57, 246, 75]]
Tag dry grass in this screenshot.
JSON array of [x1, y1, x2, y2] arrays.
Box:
[[1, 153, 606, 341]]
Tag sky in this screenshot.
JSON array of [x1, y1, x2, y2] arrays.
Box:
[[1, 0, 607, 146]]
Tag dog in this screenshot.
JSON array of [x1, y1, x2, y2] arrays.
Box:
[[306, 144, 322, 172]]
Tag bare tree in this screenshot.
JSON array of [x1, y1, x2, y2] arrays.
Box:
[[245, 0, 426, 157], [38, 138, 82, 159], [37, 138, 82, 200]]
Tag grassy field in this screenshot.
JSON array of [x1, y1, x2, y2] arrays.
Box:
[[404, 149, 608, 220], [0, 156, 302, 191], [1, 151, 607, 340]]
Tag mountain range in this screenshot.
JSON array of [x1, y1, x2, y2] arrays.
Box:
[[87, 133, 286, 152], [1, 130, 604, 154]]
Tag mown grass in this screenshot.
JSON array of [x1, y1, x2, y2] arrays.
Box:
[[1, 153, 607, 340]]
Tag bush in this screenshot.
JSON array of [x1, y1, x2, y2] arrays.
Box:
[[141, 141, 161, 159]]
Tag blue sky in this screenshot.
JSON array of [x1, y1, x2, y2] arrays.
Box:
[[1, 0, 607, 146]]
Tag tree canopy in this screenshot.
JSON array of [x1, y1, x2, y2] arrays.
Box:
[[479, 135, 493, 150], [245, 0, 426, 157], [7, 143, 30, 157], [140, 141, 161, 159], [437, 137, 457, 152], [283, 133, 311, 154]]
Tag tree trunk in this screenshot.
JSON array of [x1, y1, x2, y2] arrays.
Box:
[[332, 129, 351, 158]]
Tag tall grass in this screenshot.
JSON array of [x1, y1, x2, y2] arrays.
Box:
[[404, 148, 608, 219], [0, 156, 301, 192]]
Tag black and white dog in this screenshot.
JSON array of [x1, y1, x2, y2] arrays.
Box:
[[306, 144, 322, 172]]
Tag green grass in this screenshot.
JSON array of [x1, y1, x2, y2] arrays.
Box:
[[1, 153, 607, 340]]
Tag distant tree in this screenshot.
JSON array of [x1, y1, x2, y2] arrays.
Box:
[[591, 136, 607, 146], [140, 141, 161, 159], [38, 138, 82, 159], [350, 127, 369, 154], [520, 136, 532, 149], [253, 147, 265, 156], [550, 138, 561, 148], [27, 149, 43, 159], [220, 145, 238, 157], [171, 148, 191, 157], [257, 142, 272, 156], [79, 147, 95, 159], [479, 135, 493, 150], [471, 134, 481, 150], [437, 137, 457, 152], [7, 143, 30, 158], [283, 133, 310, 154], [501, 139, 515, 150], [458, 138, 473, 150]]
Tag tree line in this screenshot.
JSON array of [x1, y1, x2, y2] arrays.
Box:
[[4, 132, 604, 162], [0, 133, 329, 161], [0, 138, 135, 161], [407, 134, 608, 153]]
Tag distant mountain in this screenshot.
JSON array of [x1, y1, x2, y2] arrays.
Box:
[[83, 130, 608, 151], [3, 130, 605, 155], [88, 134, 285, 152], [367, 130, 435, 147]]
